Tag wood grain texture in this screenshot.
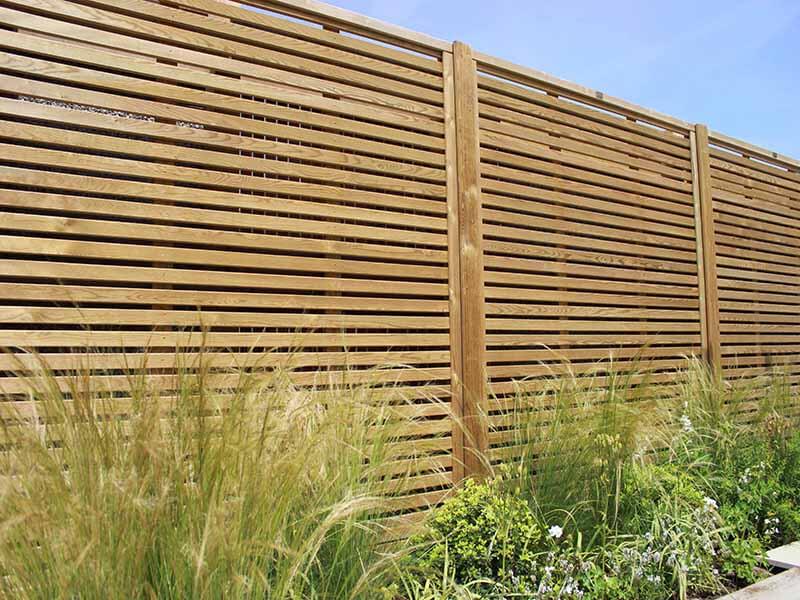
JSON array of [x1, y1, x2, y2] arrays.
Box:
[[473, 54, 705, 462], [694, 125, 722, 373], [708, 130, 800, 392], [452, 41, 488, 479], [443, 51, 466, 483], [0, 0, 798, 522], [0, 0, 454, 514]]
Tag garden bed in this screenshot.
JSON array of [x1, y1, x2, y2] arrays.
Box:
[[396, 366, 800, 599], [0, 356, 798, 599]]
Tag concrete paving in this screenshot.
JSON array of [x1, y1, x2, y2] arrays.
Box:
[[767, 542, 800, 570], [717, 568, 800, 599]]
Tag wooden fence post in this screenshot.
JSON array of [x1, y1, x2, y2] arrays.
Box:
[[443, 50, 465, 483], [451, 41, 488, 479], [691, 124, 721, 375]]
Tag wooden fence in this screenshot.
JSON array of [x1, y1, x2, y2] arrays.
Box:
[[0, 0, 798, 519]]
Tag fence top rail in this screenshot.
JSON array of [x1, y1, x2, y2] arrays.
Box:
[[232, 0, 451, 54], [473, 50, 693, 134], [709, 130, 800, 172]]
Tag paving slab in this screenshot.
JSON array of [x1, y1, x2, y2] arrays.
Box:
[[717, 568, 800, 599], [767, 542, 800, 569]]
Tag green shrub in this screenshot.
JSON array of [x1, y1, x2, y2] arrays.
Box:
[[713, 437, 796, 547], [577, 543, 671, 600], [620, 463, 707, 533], [771, 429, 800, 542], [408, 478, 544, 584]]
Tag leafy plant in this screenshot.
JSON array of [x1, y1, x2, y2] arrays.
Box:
[[720, 537, 764, 585], [408, 478, 544, 584]]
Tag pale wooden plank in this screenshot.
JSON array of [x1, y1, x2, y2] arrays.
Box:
[[0, 98, 445, 182], [93, 0, 443, 87], [452, 41, 487, 479], [0, 260, 448, 296], [443, 50, 465, 484], [0, 120, 445, 198], [164, 0, 443, 73], [0, 4, 444, 119], [693, 125, 721, 372], [0, 74, 445, 166], [0, 43, 444, 146], [0, 235, 447, 280]]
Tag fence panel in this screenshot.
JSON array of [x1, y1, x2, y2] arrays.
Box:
[[0, 0, 798, 508], [0, 0, 460, 515], [708, 133, 800, 393], [472, 59, 705, 464]]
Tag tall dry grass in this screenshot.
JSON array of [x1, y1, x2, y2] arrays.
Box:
[[493, 356, 799, 544], [0, 350, 446, 599], [0, 346, 797, 599]]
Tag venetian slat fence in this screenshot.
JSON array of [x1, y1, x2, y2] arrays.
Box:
[[0, 0, 798, 523]]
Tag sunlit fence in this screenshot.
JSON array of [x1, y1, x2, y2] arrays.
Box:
[[0, 0, 798, 518]]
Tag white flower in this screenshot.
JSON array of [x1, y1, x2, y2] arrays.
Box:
[[548, 524, 564, 539], [703, 496, 718, 510], [738, 467, 754, 486], [680, 414, 694, 433]]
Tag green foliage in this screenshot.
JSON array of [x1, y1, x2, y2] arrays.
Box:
[[621, 463, 707, 533], [404, 359, 800, 599], [709, 423, 800, 549], [617, 463, 726, 598], [720, 537, 764, 584], [509, 364, 649, 540], [577, 544, 671, 600], [3, 350, 798, 600], [408, 478, 544, 584]]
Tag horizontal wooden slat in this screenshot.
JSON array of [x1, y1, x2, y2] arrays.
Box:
[[0, 4, 444, 118], [0, 166, 446, 217], [0, 43, 444, 146], [0, 331, 452, 348], [0, 145, 447, 213], [0, 235, 447, 279], [0, 350, 451, 372], [0, 74, 445, 166], [0, 0, 797, 524], [0, 98, 445, 182], [480, 119, 692, 180], [0, 260, 448, 296], [478, 86, 690, 158], [710, 148, 800, 386], [476, 64, 702, 442], [0, 307, 450, 329], [76, 0, 443, 91], [481, 146, 693, 199], [162, 0, 443, 74], [0, 283, 449, 312], [0, 122, 445, 198]]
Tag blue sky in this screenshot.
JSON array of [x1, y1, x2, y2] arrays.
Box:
[[330, 0, 800, 159]]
